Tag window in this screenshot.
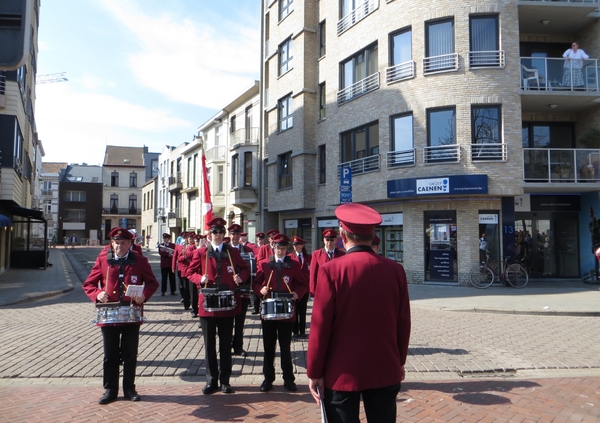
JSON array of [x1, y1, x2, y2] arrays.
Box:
[[319, 82, 326, 120], [279, 0, 293, 20], [278, 37, 293, 76], [217, 165, 224, 194], [318, 145, 326, 184], [319, 20, 326, 57], [187, 157, 193, 187], [425, 19, 455, 73], [129, 195, 138, 213], [341, 43, 378, 89], [472, 105, 503, 160], [469, 15, 500, 67], [13, 119, 23, 176], [64, 191, 86, 202], [388, 28, 413, 83], [426, 107, 457, 163], [65, 209, 85, 222], [110, 194, 119, 213], [278, 152, 292, 189], [340, 0, 357, 18], [192, 154, 198, 186], [215, 125, 222, 146], [390, 113, 414, 166], [129, 172, 137, 187], [341, 122, 379, 163], [244, 152, 253, 186], [126, 219, 136, 230], [230, 115, 236, 133], [246, 105, 254, 140], [111, 171, 119, 187], [232, 154, 239, 188], [278, 94, 293, 132]]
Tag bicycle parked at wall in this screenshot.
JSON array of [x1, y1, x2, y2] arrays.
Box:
[[469, 251, 529, 289]]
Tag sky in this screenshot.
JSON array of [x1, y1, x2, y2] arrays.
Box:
[[35, 0, 261, 166]]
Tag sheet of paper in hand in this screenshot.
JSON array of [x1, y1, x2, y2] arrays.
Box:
[[125, 284, 145, 297]]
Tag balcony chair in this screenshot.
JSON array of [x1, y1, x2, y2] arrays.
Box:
[[522, 65, 540, 89]]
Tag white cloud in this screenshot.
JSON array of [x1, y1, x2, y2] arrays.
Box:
[[101, 0, 260, 108], [81, 74, 117, 91]]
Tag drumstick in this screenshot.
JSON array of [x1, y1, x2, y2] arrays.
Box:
[[263, 270, 274, 298], [283, 278, 292, 294], [226, 249, 239, 282], [205, 247, 210, 286]]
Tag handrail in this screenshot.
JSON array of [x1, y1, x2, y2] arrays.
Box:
[[423, 144, 460, 164], [520, 57, 599, 91], [423, 53, 459, 75], [470, 143, 507, 161], [523, 147, 600, 182], [385, 61, 415, 84], [337, 0, 379, 36], [468, 50, 505, 69], [386, 149, 416, 167], [337, 154, 380, 176], [337, 72, 380, 106]]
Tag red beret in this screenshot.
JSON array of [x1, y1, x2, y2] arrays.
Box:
[[272, 233, 290, 246], [228, 224, 242, 233], [162, 233, 171, 238], [292, 236, 306, 245], [322, 229, 338, 238], [335, 203, 382, 235], [266, 229, 279, 238], [372, 235, 381, 246], [109, 228, 134, 240], [256, 232, 265, 238], [207, 217, 227, 228], [186, 232, 196, 238], [240, 232, 248, 237]]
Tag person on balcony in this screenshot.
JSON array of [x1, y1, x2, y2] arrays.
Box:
[[563, 42, 589, 88]]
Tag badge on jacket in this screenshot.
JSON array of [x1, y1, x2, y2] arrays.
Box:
[[131, 275, 138, 284], [227, 266, 233, 273]]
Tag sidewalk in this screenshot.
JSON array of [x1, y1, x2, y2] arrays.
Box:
[[1, 248, 599, 315]]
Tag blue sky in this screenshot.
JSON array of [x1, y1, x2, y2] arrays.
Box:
[[36, 0, 261, 165]]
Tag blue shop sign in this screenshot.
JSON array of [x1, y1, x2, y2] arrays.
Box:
[[388, 175, 488, 198]]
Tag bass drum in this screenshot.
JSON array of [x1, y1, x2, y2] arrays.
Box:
[[239, 252, 256, 298]]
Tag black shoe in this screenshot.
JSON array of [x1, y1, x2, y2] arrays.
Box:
[[171, 292, 177, 296], [98, 390, 117, 405], [284, 381, 298, 392], [203, 384, 219, 395], [260, 380, 273, 392], [233, 349, 248, 357], [191, 312, 198, 318], [124, 390, 141, 401], [221, 384, 234, 394], [161, 292, 166, 296], [251, 309, 259, 315]]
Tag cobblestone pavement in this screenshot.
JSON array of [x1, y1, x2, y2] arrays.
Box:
[[1, 249, 600, 421]]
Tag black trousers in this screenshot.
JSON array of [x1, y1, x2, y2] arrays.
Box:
[[161, 267, 176, 294], [177, 271, 187, 302], [292, 293, 309, 336], [324, 383, 401, 423], [200, 316, 234, 385], [261, 319, 294, 383], [100, 325, 140, 394], [232, 297, 250, 351]]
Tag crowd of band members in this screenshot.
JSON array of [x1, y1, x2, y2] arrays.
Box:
[[83, 208, 409, 423]]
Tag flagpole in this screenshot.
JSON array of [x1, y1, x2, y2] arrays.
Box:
[[201, 144, 215, 231]]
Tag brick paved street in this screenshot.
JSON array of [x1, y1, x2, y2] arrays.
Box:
[[0, 248, 599, 421]]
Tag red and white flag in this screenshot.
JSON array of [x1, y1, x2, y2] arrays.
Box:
[[202, 150, 214, 230]]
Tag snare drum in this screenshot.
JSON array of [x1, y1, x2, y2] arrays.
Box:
[[261, 298, 294, 320], [203, 290, 236, 312], [94, 303, 143, 325]]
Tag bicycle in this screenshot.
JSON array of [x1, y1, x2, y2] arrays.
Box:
[[469, 252, 529, 289]]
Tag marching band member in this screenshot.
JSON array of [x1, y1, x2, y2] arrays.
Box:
[[173, 232, 198, 317], [228, 223, 252, 357], [187, 217, 250, 394], [253, 233, 307, 392], [255, 229, 279, 266], [158, 233, 176, 296], [82, 228, 159, 405], [309, 229, 345, 296], [290, 236, 311, 339]]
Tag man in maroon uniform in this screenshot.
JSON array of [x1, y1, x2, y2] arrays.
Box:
[[253, 233, 308, 392], [83, 228, 159, 404], [309, 228, 345, 295], [188, 218, 250, 394], [174, 232, 198, 317], [255, 229, 279, 265], [172, 232, 188, 307], [290, 236, 311, 339], [307, 203, 411, 423], [254, 232, 266, 248], [158, 233, 176, 296]]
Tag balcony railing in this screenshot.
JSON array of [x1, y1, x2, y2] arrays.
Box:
[[337, 154, 380, 176], [520, 57, 599, 91], [168, 173, 182, 190], [206, 145, 227, 161], [337, 72, 380, 106], [230, 127, 259, 148], [337, 0, 379, 36], [423, 144, 461, 164], [102, 208, 141, 215], [423, 53, 459, 75], [167, 208, 181, 219], [386, 61, 415, 85], [386, 149, 416, 168], [468, 50, 505, 69], [523, 148, 600, 183], [470, 143, 507, 162]]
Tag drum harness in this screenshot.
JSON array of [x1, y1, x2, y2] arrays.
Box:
[[268, 256, 292, 299], [106, 250, 136, 306]]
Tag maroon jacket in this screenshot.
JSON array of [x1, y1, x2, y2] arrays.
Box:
[[158, 242, 175, 269], [187, 243, 251, 318], [307, 245, 411, 391], [252, 255, 308, 322], [82, 250, 159, 327], [309, 247, 345, 295], [255, 243, 275, 266], [173, 243, 194, 277], [290, 251, 311, 283]]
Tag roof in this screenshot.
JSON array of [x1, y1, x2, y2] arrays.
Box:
[[41, 162, 68, 174], [103, 146, 146, 167]]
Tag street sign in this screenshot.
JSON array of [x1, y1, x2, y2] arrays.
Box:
[[340, 166, 352, 204]]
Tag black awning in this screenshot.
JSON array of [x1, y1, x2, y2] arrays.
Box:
[[0, 200, 45, 221], [0, 214, 12, 227]]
